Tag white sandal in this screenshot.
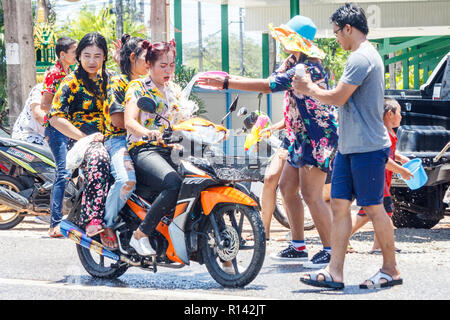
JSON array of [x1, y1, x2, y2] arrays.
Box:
[[360, 269, 403, 289]]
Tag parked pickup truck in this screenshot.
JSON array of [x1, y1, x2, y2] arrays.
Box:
[[386, 52, 450, 229]]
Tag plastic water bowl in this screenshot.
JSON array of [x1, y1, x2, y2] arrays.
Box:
[[399, 158, 428, 190]]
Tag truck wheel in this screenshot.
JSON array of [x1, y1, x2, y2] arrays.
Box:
[[392, 209, 441, 229], [391, 185, 447, 229]]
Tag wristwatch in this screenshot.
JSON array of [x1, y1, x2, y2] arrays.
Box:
[[223, 76, 230, 90]]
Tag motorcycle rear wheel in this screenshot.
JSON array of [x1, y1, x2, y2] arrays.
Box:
[[199, 204, 265, 288], [77, 241, 129, 279], [0, 175, 25, 230]]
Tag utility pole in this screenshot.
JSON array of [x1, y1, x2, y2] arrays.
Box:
[[115, 0, 123, 39], [238, 7, 244, 75], [150, 0, 168, 42], [2, 0, 36, 125], [197, 0, 203, 71]]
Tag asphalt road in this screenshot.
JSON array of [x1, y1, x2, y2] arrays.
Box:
[[0, 213, 449, 303]]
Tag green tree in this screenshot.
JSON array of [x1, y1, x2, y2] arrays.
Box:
[[183, 33, 263, 78], [174, 65, 206, 116], [315, 38, 351, 87], [56, 4, 146, 73]]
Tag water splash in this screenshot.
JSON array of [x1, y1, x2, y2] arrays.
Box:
[[164, 77, 200, 125]]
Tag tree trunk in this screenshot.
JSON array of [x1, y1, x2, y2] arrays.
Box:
[[115, 0, 123, 39], [150, 0, 168, 42], [2, 0, 36, 126]]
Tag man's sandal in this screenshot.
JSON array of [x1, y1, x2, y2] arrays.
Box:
[[359, 269, 403, 289], [300, 269, 345, 290]]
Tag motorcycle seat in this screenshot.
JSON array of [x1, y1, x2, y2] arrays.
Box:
[[0, 137, 54, 161]]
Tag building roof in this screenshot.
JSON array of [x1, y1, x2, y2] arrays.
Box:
[[201, 0, 450, 38]]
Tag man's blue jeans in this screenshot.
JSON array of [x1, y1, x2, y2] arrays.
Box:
[[103, 136, 136, 228], [45, 125, 71, 228]]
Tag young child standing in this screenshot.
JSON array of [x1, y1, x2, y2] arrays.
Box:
[[349, 98, 413, 253]]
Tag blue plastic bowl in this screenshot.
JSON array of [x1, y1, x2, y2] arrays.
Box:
[[400, 158, 428, 190]]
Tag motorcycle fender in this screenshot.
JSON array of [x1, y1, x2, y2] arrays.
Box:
[[200, 186, 258, 216]]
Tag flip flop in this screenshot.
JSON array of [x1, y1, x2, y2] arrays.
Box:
[[368, 248, 401, 255], [48, 226, 63, 238], [100, 228, 118, 250], [347, 244, 356, 253], [359, 269, 403, 289], [85, 220, 104, 238], [300, 269, 345, 290]]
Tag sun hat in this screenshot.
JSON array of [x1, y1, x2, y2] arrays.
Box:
[[268, 15, 326, 59]]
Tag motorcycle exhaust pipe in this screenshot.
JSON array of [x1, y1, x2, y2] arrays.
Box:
[[59, 220, 141, 266], [0, 185, 32, 212]]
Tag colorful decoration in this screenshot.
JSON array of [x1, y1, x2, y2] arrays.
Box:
[[34, 0, 58, 79], [244, 113, 271, 152]]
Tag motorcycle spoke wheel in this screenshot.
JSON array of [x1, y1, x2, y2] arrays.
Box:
[[76, 238, 128, 279], [200, 204, 265, 288]]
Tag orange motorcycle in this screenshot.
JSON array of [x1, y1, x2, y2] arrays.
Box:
[[60, 97, 266, 288]]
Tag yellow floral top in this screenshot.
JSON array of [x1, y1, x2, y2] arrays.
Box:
[[125, 78, 173, 150], [103, 73, 129, 140], [48, 69, 106, 135]]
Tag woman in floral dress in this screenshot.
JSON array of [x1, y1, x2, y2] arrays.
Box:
[[48, 33, 112, 246], [198, 15, 338, 268]]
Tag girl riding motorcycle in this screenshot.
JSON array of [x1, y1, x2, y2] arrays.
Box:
[[124, 39, 182, 256]]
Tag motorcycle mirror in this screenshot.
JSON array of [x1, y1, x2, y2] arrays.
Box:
[[237, 107, 248, 117], [220, 94, 240, 125], [137, 96, 157, 114], [229, 95, 239, 113]]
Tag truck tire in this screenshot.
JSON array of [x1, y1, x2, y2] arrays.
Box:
[[391, 185, 447, 229], [392, 209, 442, 229]]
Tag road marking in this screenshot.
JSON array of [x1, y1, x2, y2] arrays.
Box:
[[0, 277, 264, 300]]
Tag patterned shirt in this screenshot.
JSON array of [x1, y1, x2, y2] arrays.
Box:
[[42, 60, 71, 96], [48, 68, 106, 135], [103, 73, 129, 140], [269, 54, 338, 172], [125, 78, 172, 150]]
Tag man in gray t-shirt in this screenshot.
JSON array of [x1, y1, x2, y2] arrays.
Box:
[[339, 43, 391, 154], [291, 3, 402, 291]]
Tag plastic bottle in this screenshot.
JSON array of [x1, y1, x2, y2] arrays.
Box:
[[295, 64, 305, 78]]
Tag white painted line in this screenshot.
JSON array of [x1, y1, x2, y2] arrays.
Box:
[[0, 277, 265, 300]]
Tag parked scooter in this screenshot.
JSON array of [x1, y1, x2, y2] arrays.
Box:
[[60, 96, 266, 288], [0, 134, 78, 230]]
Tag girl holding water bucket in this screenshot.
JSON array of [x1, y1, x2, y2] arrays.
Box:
[[349, 99, 413, 254]]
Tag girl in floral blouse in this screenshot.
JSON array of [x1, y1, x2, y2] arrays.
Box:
[[48, 33, 112, 246], [123, 40, 183, 256]]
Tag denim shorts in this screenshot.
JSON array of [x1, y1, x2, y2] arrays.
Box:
[[331, 148, 390, 207]]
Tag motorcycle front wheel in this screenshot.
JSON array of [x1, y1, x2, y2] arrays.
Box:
[[199, 204, 265, 288]]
